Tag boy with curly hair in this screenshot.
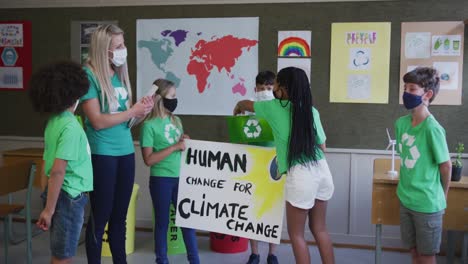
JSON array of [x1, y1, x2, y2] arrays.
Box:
[[29, 60, 93, 264]]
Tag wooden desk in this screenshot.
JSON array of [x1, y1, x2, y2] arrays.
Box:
[[2, 148, 46, 190], [372, 159, 468, 264]]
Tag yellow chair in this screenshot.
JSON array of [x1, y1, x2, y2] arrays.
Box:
[[0, 161, 36, 264]]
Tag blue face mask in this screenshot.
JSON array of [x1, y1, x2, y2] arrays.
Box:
[[402, 92, 423, 110]]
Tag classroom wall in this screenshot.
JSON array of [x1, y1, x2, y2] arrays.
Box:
[[0, 0, 467, 150], [1, 0, 468, 250]]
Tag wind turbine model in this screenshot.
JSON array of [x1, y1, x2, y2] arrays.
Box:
[[386, 128, 398, 177]]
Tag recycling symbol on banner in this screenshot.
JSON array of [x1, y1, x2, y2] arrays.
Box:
[[243, 118, 262, 139], [165, 123, 181, 144], [400, 133, 420, 169]]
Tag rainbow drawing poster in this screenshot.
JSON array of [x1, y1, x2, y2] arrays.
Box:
[[277, 31, 311, 57]]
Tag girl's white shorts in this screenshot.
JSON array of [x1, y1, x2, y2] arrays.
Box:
[[285, 159, 334, 209]]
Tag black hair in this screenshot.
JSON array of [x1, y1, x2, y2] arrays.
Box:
[[29, 60, 89, 114], [255, 70, 275, 85], [276, 67, 318, 168], [403, 67, 440, 103]]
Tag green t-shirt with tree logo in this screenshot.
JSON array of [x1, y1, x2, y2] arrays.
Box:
[[395, 114, 450, 213]]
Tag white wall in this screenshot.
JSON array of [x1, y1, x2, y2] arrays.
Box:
[[1, 136, 467, 248]]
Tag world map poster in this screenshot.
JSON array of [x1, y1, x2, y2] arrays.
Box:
[[137, 17, 259, 115]]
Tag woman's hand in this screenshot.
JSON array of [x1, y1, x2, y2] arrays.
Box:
[[140, 96, 154, 115], [130, 98, 153, 119]]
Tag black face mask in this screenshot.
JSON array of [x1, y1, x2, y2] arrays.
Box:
[[163, 98, 178, 112]]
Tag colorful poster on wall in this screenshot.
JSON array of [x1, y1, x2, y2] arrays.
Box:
[[0, 21, 32, 90], [277, 31, 311, 57], [137, 18, 259, 115], [329, 22, 391, 103], [176, 139, 284, 244], [400, 21, 464, 105]]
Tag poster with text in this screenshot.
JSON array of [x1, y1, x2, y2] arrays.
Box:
[[137, 18, 259, 115], [329, 22, 391, 104], [176, 139, 284, 244], [400, 22, 464, 105], [0, 21, 31, 90]]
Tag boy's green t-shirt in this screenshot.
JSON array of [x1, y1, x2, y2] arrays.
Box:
[[80, 67, 134, 156], [254, 99, 326, 174], [43, 111, 93, 198], [140, 117, 183, 177], [395, 114, 450, 213]]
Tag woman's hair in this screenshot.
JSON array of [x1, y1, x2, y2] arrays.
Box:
[[147, 79, 181, 127], [29, 60, 89, 114], [85, 24, 132, 111], [276, 67, 318, 168]]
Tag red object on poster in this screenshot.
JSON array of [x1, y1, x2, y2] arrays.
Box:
[[0, 21, 32, 90]]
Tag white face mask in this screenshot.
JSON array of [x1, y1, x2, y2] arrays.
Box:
[[110, 48, 127, 67], [72, 100, 79, 112], [255, 90, 275, 101]]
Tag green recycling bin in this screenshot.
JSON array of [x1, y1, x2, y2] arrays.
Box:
[[226, 115, 274, 143]]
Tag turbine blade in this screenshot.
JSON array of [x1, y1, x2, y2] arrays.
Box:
[[386, 128, 392, 141]]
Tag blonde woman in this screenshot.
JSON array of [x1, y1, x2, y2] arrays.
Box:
[[81, 24, 153, 264], [140, 79, 200, 264]]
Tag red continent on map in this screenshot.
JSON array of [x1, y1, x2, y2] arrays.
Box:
[[187, 35, 258, 93]]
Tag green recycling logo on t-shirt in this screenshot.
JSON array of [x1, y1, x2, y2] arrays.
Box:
[[164, 123, 181, 144], [243, 118, 262, 139], [109, 87, 128, 113], [400, 132, 421, 169]]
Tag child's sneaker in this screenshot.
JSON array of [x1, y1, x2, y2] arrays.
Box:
[[246, 253, 260, 264], [267, 254, 279, 264]]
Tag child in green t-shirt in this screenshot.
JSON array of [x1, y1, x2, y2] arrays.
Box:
[[140, 79, 200, 264], [29, 61, 93, 264], [234, 67, 335, 264], [245, 70, 278, 264], [396, 67, 451, 263]]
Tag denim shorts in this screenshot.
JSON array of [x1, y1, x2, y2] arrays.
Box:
[[400, 205, 444, 255], [42, 189, 88, 259]]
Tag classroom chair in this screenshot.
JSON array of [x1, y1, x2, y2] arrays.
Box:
[[0, 161, 36, 264]]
